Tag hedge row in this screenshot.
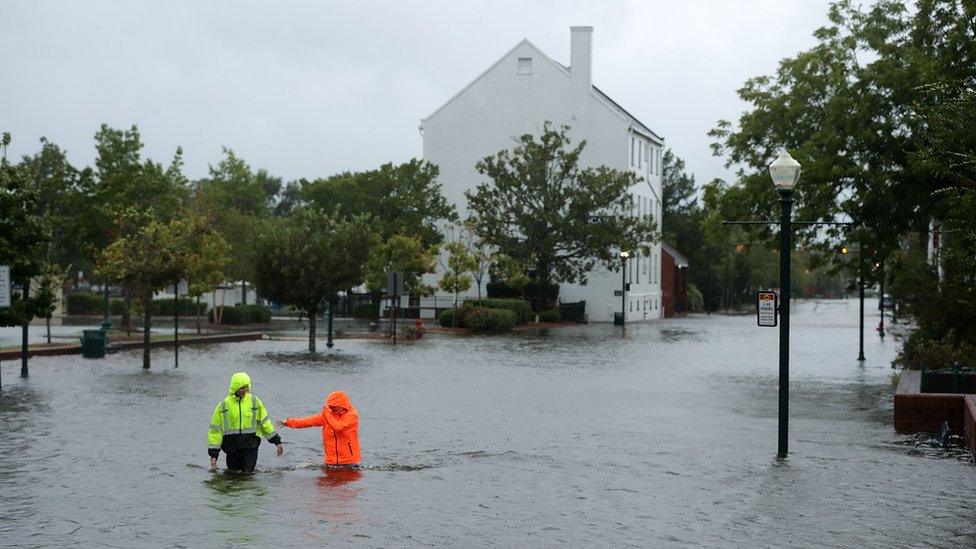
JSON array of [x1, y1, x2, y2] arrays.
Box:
[[464, 298, 532, 324], [465, 307, 517, 333], [66, 293, 126, 315], [537, 308, 561, 322], [150, 298, 207, 316], [208, 304, 272, 325]]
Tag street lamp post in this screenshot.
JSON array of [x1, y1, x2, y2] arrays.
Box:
[[620, 251, 630, 326], [769, 150, 801, 459], [878, 260, 886, 338], [858, 250, 866, 361]]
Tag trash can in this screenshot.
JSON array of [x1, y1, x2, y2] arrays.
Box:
[[613, 312, 624, 326], [81, 329, 107, 358]]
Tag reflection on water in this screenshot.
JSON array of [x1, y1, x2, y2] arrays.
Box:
[[203, 471, 270, 545]]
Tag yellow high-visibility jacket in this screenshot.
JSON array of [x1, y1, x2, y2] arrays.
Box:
[[208, 372, 279, 455]]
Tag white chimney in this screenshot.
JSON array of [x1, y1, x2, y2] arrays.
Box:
[[570, 26, 593, 93]]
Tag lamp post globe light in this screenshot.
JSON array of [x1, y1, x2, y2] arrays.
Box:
[[769, 150, 801, 458], [620, 250, 630, 326]]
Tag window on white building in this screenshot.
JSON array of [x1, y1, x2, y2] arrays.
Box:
[[518, 58, 532, 74]]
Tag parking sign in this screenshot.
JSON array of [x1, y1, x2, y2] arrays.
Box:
[[756, 291, 777, 327]]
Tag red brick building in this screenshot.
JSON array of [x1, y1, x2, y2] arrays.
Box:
[[661, 243, 689, 318]]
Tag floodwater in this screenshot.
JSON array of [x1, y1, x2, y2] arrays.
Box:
[[1, 300, 973, 547]]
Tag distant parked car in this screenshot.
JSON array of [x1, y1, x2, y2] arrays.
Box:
[[882, 294, 894, 309]]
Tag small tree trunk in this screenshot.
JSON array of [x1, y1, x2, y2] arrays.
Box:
[[21, 279, 30, 378], [46, 315, 51, 344], [196, 294, 202, 335], [173, 282, 179, 369], [142, 286, 152, 369], [241, 280, 247, 306], [308, 307, 317, 352]]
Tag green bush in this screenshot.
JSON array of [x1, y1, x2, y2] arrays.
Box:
[[537, 308, 561, 322], [151, 297, 207, 317], [894, 331, 976, 370], [352, 303, 380, 319], [208, 305, 249, 325], [245, 304, 272, 323], [465, 298, 532, 324], [66, 293, 127, 315], [439, 307, 463, 328], [465, 307, 517, 333]]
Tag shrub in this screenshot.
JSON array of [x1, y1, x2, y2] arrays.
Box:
[[66, 293, 127, 315], [244, 304, 272, 323], [894, 331, 976, 370], [465, 298, 532, 324], [352, 302, 380, 319], [151, 297, 207, 317], [465, 306, 517, 333], [537, 308, 561, 322], [439, 307, 463, 328], [208, 305, 249, 325]]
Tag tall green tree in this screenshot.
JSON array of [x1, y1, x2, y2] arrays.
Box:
[[195, 148, 279, 306], [708, 0, 976, 358], [466, 123, 658, 303], [254, 207, 372, 351], [301, 159, 457, 248], [0, 133, 53, 377], [97, 210, 223, 369], [364, 233, 438, 298]]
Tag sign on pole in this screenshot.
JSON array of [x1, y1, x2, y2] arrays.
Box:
[[0, 265, 10, 308], [756, 290, 778, 327], [386, 271, 404, 297]]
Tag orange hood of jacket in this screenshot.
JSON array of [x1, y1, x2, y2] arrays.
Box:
[[284, 391, 360, 465]]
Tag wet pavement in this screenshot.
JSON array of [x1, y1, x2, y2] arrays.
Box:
[[1, 299, 973, 547]]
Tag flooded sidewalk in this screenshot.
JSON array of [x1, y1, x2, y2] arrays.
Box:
[[1, 299, 973, 547]]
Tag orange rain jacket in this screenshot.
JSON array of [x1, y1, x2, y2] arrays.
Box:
[[283, 391, 361, 465]]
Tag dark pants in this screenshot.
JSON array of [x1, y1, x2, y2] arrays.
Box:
[[225, 448, 259, 472]]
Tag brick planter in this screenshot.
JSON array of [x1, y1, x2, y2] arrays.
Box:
[[894, 369, 976, 461]]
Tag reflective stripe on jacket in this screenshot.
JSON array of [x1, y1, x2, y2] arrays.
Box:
[[284, 390, 360, 465]]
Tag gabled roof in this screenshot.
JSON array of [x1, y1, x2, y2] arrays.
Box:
[[422, 37, 663, 145], [661, 243, 689, 267], [422, 38, 569, 123]]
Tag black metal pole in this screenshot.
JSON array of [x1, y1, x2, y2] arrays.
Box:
[[621, 257, 627, 326], [878, 260, 885, 338], [858, 253, 865, 361], [777, 189, 793, 458], [174, 282, 179, 368], [101, 278, 112, 332], [326, 300, 334, 349], [21, 279, 30, 378]]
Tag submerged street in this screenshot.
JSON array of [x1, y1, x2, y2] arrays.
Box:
[[1, 300, 973, 547]]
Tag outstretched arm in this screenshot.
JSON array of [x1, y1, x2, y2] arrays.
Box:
[[279, 413, 326, 429]]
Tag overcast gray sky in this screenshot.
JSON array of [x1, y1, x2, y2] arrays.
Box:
[[1, 0, 832, 187]]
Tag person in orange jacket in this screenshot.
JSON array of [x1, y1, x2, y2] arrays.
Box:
[[277, 391, 361, 467]]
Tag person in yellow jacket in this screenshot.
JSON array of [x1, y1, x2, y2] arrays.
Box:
[[208, 372, 283, 472]]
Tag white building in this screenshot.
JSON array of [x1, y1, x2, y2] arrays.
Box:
[[420, 27, 664, 322]]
